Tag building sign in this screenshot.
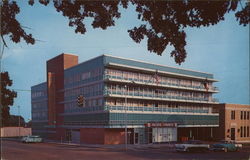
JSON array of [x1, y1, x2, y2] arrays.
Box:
[[145, 122, 177, 128]]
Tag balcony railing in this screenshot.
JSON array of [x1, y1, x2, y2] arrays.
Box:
[[212, 98, 219, 102], [105, 90, 217, 103], [104, 75, 219, 92]]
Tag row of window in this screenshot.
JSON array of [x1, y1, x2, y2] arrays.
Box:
[[64, 98, 103, 113], [64, 67, 103, 85], [32, 102, 47, 110], [231, 110, 250, 120], [240, 126, 250, 138], [106, 84, 212, 101], [240, 111, 250, 120], [31, 90, 47, 98], [105, 68, 213, 89], [64, 82, 103, 101], [32, 111, 47, 120]]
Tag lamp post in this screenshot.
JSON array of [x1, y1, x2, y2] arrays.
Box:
[[124, 84, 128, 151], [124, 81, 135, 150]]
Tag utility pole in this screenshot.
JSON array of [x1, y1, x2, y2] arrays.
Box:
[[18, 105, 20, 137], [0, 42, 4, 128], [0, 39, 5, 159]]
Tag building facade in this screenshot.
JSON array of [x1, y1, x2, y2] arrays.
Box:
[[218, 104, 250, 143], [31, 53, 220, 144]]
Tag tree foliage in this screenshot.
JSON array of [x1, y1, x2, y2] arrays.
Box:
[[8, 115, 25, 127], [1, 72, 17, 126], [1, 0, 249, 64]]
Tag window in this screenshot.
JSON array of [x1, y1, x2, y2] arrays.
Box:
[[244, 126, 246, 137], [155, 103, 158, 107], [240, 126, 243, 137], [231, 110, 235, 120], [247, 111, 250, 120], [241, 111, 243, 120], [244, 111, 247, 120], [98, 99, 103, 106], [93, 99, 97, 106], [247, 126, 249, 137]]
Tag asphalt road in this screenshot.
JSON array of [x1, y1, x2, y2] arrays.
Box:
[[1, 140, 250, 160]]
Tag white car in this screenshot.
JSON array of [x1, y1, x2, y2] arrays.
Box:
[[21, 135, 43, 143], [175, 140, 210, 152]]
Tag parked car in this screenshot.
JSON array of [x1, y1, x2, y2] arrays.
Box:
[[175, 140, 210, 152], [21, 135, 43, 143], [210, 140, 242, 152]]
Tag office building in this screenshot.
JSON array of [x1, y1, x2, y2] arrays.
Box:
[[31, 53, 220, 144]]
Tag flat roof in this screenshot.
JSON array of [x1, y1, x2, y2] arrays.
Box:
[[103, 54, 215, 80], [61, 53, 217, 80]]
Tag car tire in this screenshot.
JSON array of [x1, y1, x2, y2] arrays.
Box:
[[202, 148, 208, 152]]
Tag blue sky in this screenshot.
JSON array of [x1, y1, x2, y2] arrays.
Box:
[[2, 2, 249, 121]]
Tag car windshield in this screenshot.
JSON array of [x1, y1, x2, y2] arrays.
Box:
[[184, 140, 203, 144], [219, 140, 231, 144], [30, 136, 40, 138]]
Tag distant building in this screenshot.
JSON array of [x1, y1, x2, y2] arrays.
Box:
[[31, 53, 220, 144], [0, 127, 31, 137], [218, 104, 250, 143]]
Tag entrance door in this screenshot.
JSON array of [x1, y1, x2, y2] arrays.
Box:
[[134, 133, 139, 144], [148, 132, 152, 143], [231, 128, 235, 140], [66, 130, 72, 142], [71, 130, 80, 144]]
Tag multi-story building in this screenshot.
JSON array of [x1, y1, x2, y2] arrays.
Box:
[[218, 104, 250, 143], [31, 82, 48, 137], [31, 53, 220, 144]]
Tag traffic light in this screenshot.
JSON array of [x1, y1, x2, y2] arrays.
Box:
[[77, 95, 85, 107]]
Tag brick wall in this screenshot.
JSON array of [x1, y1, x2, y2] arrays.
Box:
[[80, 128, 105, 144], [218, 104, 250, 143]]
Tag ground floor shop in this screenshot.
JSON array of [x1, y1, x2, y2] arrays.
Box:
[[52, 124, 218, 144]]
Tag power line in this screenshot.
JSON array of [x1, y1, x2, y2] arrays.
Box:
[[13, 89, 32, 92]]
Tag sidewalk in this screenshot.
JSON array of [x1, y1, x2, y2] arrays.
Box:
[[44, 139, 175, 150], [2, 137, 175, 150]]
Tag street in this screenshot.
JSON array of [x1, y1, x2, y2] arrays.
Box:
[[1, 140, 250, 160]]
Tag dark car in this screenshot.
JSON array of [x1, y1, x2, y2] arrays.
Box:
[[210, 140, 241, 152]]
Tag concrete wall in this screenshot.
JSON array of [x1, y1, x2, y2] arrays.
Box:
[[0, 127, 32, 137]]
